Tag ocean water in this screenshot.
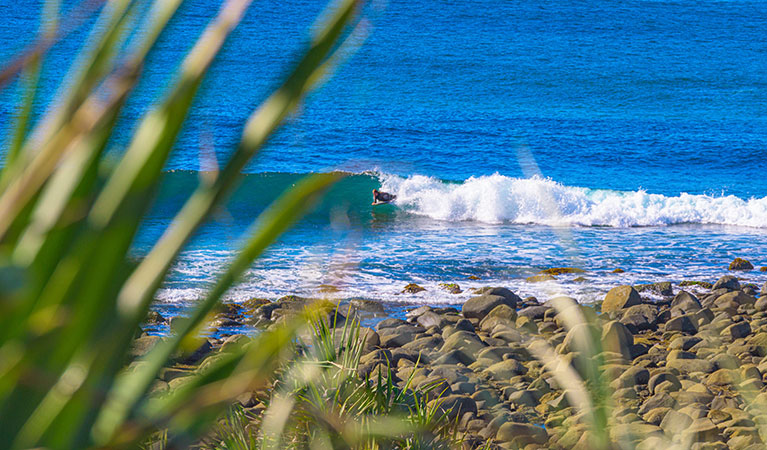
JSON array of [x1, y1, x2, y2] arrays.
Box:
[[1, 1, 766, 318]]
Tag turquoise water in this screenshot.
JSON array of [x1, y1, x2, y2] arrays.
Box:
[[1, 1, 766, 313]]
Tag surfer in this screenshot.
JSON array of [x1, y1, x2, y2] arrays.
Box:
[[372, 189, 396, 205]]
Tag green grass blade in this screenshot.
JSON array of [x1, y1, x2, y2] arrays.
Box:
[[115, 0, 360, 333], [94, 173, 342, 444]]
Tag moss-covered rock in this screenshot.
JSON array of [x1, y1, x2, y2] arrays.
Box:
[[402, 283, 426, 294], [729, 257, 754, 271], [539, 267, 586, 275], [438, 282, 462, 294], [526, 274, 556, 283]]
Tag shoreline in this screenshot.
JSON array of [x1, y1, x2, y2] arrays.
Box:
[[139, 267, 767, 447]]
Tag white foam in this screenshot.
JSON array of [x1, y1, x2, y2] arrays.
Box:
[[380, 173, 767, 228]]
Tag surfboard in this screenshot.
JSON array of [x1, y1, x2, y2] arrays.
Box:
[[371, 200, 393, 206]]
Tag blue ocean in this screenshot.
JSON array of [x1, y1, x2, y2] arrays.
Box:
[[1, 0, 766, 319]]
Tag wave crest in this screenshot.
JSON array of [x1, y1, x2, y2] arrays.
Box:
[[379, 173, 767, 227]]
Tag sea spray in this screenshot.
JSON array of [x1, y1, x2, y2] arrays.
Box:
[[380, 173, 767, 228]]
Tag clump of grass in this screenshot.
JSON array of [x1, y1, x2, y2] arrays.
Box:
[[202, 311, 459, 449]]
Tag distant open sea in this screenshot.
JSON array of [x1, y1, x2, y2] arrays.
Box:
[[1, 0, 766, 319]]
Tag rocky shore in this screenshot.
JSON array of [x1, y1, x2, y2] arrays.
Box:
[[137, 269, 767, 449]]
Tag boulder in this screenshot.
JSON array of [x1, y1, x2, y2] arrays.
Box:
[[665, 314, 698, 333], [671, 291, 702, 313], [483, 359, 528, 380], [713, 275, 741, 291], [417, 311, 448, 329], [428, 394, 477, 420], [518, 305, 550, 320], [620, 304, 659, 332], [379, 325, 422, 348], [463, 294, 515, 320], [496, 422, 548, 446], [722, 321, 752, 340], [755, 296, 767, 312], [660, 410, 693, 435], [715, 291, 756, 307], [648, 373, 682, 394], [602, 286, 642, 313], [602, 321, 634, 357], [472, 287, 521, 304]]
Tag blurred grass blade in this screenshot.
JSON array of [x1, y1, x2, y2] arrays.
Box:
[[116, 0, 360, 322], [0, 0, 106, 92], [142, 322, 301, 447], [94, 4, 359, 438], [94, 173, 342, 444], [5, 0, 57, 169], [11, 0, 185, 288], [0, 0, 136, 241]]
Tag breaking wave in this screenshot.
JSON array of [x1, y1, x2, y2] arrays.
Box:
[[379, 173, 767, 228]]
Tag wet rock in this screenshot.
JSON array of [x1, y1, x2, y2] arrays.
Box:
[[713, 275, 741, 291], [730, 258, 754, 271], [612, 268, 626, 273], [526, 274, 556, 283], [602, 285, 642, 313], [643, 407, 671, 425], [680, 280, 714, 289], [540, 267, 586, 275], [402, 283, 426, 294]]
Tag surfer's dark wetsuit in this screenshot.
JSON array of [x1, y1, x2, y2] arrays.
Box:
[[373, 189, 396, 203]]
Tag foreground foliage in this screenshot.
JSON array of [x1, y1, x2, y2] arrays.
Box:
[[0, 0, 361, 447]]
